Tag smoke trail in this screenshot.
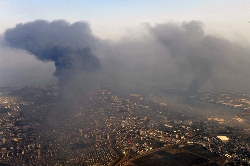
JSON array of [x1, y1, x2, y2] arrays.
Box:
[[4, 20, 101, 86], [149, 21, 242, 93], [2, 19, 250, 95]]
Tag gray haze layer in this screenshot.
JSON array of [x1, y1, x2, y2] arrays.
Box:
[[149, 21, 250, 92], [97, 21, 250, 94], [2, 20, 250, 94]]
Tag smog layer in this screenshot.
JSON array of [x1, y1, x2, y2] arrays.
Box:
[[1, 20, 250, 94], [1, 19, 250, 166]]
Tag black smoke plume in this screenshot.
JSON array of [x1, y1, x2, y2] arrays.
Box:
[[149, 21, 250, 93], [97, 21, 250, 94], [2, 20, 250, 95], [4, 20, 101, 86]]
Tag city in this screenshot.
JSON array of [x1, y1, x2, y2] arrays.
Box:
[[1, 86, 250, 165], [1, 1, 250, 166]]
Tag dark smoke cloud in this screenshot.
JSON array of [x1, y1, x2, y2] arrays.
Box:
[[2, 20, 250, 95], [92, 21, 250, 94], [4, 20, 101, 86], [149, 21, 250, 93]]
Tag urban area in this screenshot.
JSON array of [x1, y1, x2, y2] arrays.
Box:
[[0, 86, 250, 165]]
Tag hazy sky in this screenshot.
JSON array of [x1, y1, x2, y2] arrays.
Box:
[[1, 1, 250, 91], [0, 0, 249, 41]]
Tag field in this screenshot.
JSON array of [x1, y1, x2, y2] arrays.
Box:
[[131, 145, 225, 166]]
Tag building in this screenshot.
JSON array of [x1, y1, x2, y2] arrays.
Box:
[[217, 136, 229, 143]]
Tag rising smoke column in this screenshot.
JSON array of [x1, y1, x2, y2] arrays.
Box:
[[3, 20, 250, 95], [4, 20, 101, 86], [149, 21, 237, 93]]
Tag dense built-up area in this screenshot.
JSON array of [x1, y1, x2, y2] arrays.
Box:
[[0, 86, 250, 165]]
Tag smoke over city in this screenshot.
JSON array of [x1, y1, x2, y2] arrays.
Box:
[[96, 21, 250, 94], [2, 1, 250, 164], [4, 20, 101, 87], [149, 21, 250, 93], [2, 20, 250, 94], [150, 21, 225, 94]]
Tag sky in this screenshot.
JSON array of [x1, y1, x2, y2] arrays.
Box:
[[0, 0, 249, 41], [0, 0, 250, 91]]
